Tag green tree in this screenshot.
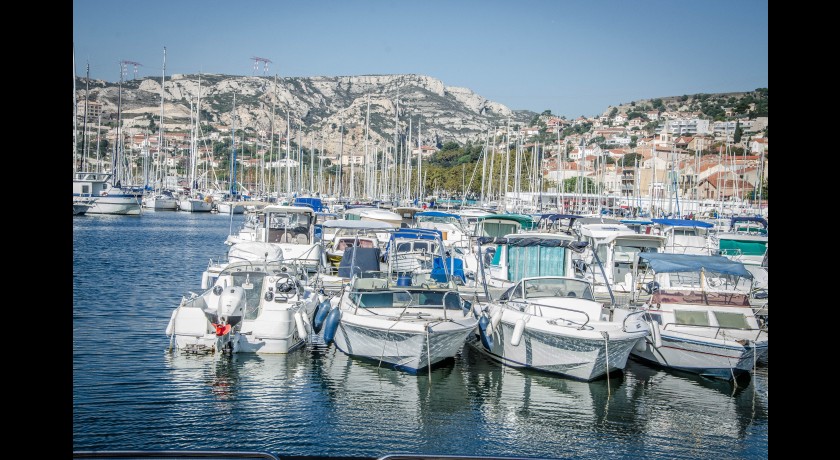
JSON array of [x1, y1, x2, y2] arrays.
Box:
[[621, 152, 643, 166], [733, 120, 743, 143], [562, 176, 596, 193]]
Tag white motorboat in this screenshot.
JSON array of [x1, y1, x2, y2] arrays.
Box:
[[73, 171, 143, 215], [166, 260, 327, 354], [612, 252, 768, 382], [471, 234, 649, 381], [318, 233, 478, 373]]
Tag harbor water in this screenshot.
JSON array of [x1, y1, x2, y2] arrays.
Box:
[[73, 211, 768, 459]]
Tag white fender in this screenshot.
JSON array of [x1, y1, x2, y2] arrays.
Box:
[[301, 310, 313, 334], [294, 311, 308, 338], [647, 320, 662, 348], [490, 308, 503, 332], [472, 303, 484, 319], [510, 318, 526, 346], [633, 338, 647, 353], [165, 308, 178, 336]]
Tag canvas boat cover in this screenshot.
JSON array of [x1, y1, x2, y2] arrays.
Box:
[[638, 253, 753, 277]]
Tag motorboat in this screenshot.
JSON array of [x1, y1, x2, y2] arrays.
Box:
[[470, 234, 649, 381], [612, 252, 768, 382], [166, 260, 326, 354], [226, 205, 327, 272], [318, 231, 478, 373], [73, 171, 143, 215]]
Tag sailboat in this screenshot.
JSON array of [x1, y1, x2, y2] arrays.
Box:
[[216, 92, 245, 215], [178, 74, 213, 213], [143, 47, 177, 211], [73, 57, 142, 215]]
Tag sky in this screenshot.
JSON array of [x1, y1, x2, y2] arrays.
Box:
[[73, 0, 768, 119]]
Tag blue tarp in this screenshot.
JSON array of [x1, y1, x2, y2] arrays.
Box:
[[652, 218, 714, 228], [638, 253, 753, 277], [293, 197, 325, 212], [431, 256, 466, 283]]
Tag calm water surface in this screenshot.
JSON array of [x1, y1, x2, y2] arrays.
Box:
[[73, 211, 768, 459]]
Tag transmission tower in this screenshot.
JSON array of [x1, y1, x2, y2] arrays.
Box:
[[251, 56, 272, 76], [120, 60, 143, 80]]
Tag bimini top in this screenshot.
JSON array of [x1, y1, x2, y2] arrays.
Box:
[[476, 235, 588, 253], [652, 218, 714, 228], [638, 253, 753, 277], [415, 211, 461, 219], [730, 216, 768, 229], [321, 219, 394, 229], [475, 213, 536, 226], [388, 228, 442, 241]]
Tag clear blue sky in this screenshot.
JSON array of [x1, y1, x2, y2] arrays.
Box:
[[73, 0, 768, 118]]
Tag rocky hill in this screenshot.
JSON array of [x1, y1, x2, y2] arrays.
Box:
[[75, 73, 536, 155]]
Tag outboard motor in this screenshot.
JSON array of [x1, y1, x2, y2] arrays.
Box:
[[204, 285, 246, 331]]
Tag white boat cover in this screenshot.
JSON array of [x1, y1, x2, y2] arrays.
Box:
[[228, 242, 284, 262], [321, 219, 394, 230]]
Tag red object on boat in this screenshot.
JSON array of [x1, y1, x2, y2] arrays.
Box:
[[213, 323, 232, 336]]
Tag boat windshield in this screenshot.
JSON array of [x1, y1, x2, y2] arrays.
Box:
[[522, 278, 594, 300], [267, 212, 313, 244], [350, 290, 461, 309]]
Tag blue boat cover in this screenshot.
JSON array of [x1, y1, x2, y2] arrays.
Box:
[[652, 218, 714, 228], [415, 211, 461, 219], [476, 236, 588, 253], [388, 228, 442, 241], [431, 256, 466, 283], [293, 197, 325, 212], [638, 253, 753, 277], [338, 247, 381, 278], [730, 216, 768, 229]]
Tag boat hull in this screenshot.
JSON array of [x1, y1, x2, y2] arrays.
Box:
[[178, 199, 213, 212], [630, 331, 767, 380], [332, 313, 476, 373], [78, 195, 142, 215], [475, 317, 647, 381]]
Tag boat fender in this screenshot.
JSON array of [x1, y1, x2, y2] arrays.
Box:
[[477, 315, 494, 351], [294, 311, 308, 338], [510, 319, 526, 346], [472, 303, 483, 319], [322, 308, 342, 345], [313, 300, 331, 333], [633, 337, 647, 353], [490, 308, 503, 332], [647, 321, 662, 348]]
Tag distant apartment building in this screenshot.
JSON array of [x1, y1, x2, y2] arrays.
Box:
[[76, 100, 103, 122], [658, 118, 710, 137], [713, 120, 754, 138]]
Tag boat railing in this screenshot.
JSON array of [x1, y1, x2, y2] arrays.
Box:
[[660, 322, 767, 342], [621, 309, 648, 333], [508, 300, 592, 330]]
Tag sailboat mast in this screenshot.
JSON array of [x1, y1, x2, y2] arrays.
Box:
[[73, 45, 78, 172], [82, 62, 90, 171], [417, 117, 422, 201], [157, 47, 167, 193], [285, 110, 291, 197], [502, 118, 511, 211], [230, 92, 237, 197], [269, 74, 278, 199]]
